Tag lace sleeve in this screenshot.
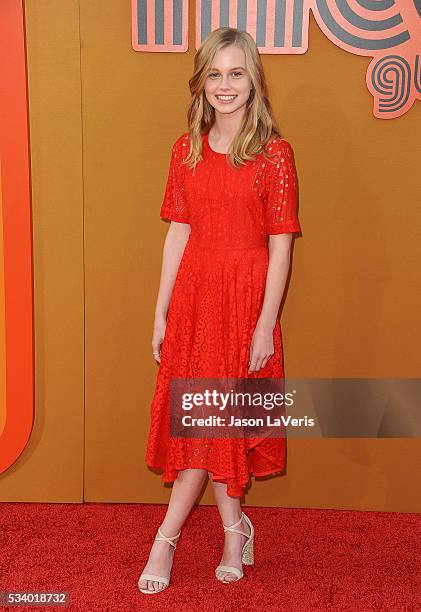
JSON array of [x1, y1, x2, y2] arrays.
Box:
[[159, 137, 190, 223], [264, 139, 301, 235]]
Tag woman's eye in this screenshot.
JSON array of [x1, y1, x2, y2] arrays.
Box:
[[208, 72, 243, 78]]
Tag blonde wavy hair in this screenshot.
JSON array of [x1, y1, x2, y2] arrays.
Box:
[[184, 27, 282, 169]]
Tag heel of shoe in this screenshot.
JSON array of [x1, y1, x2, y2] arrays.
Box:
[[242, 536, 254, 565], [241, 512, 254, 566]]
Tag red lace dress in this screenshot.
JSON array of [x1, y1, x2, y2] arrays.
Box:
[[145, 131, 301, 497]]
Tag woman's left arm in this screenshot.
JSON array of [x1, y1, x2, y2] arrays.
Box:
[[248, 233, 293, 373]]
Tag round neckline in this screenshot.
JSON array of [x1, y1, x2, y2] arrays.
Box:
[[204, 132, 228, 156]]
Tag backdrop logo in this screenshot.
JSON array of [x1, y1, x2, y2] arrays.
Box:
[[131, 0, 421, 119]]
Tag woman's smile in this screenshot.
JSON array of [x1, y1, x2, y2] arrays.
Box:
[[215, 94, 238, 104]]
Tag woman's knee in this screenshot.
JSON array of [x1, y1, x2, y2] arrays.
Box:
[[176, 468, 208, 482]]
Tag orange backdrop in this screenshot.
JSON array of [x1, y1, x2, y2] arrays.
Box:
[[0, 0, 420, 512]]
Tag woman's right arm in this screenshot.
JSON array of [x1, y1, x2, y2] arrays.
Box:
[[152, 221, 191, 362]]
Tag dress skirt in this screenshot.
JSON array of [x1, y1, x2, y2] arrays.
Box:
[[145, 239, 287, 498]]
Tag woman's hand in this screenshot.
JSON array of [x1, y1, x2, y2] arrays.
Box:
[[248, 322, 275, 373], [152, 316, 167, 363]]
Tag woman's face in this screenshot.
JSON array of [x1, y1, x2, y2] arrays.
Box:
[[204, 45, 252, 116]]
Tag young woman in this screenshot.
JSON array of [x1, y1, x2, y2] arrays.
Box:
[[138, 26, 301, 594]]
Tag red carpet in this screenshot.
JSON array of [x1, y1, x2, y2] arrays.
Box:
[[1, 503, 420, 611]]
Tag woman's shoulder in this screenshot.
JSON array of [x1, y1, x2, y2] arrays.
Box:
[[171, 132, 190, 153], [263, 135, 294, 155], [259, 136, 296, 172]]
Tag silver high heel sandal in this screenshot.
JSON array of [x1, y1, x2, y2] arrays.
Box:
[[215, 511, 254, 583], [138, 526, 181, 594]]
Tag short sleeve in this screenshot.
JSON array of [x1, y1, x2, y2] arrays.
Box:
[[264, 139, 301, 235], [159, 136, 190, 223]]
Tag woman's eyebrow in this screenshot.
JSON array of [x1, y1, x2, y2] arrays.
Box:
[[209, 66, 246, 71]]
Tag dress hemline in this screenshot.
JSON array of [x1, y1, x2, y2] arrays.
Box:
[[146, 460, 286, 498]]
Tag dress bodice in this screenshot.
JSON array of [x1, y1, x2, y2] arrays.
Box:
[[159, 131, 301, 249]]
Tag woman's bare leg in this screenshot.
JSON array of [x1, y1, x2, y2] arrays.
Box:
[[139, 468, 208, 592], [209, 474, 251, 582]]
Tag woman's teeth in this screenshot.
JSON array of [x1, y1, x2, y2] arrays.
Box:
[[215, 95, 237, 103]]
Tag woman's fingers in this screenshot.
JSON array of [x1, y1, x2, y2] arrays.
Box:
[[152, 322, 166, 364], [248, 326, 275, 372], [152, 338, 163, 363], [260, 355, 270, 370], [248, 353, 263, 372], [248, 350, 256, 372], [248, 352, 272, 372]]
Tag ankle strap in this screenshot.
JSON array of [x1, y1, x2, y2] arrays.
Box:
[[155, 526, 181, 548], [222, 512, 249, 538]]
